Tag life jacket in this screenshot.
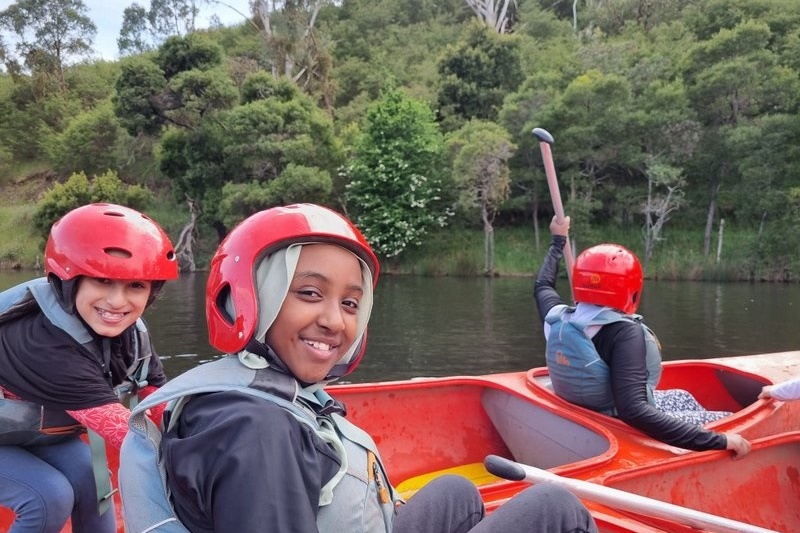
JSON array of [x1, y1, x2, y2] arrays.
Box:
[[0, 277, 154, 446], [544, 303, 662, 416], [120, 356, 399, 533]]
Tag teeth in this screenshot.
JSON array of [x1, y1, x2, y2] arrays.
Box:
[[98, 309, 126, 319], [306, 340, 332, 351]]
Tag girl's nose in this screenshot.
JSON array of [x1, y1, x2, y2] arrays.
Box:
[[106, 282, 127, 307], [317, 302, 345, 332]]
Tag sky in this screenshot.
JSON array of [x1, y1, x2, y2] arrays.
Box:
[[0, 0, 254, 61]]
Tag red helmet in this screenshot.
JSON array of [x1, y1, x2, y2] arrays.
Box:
[[45, 203, 178, 281], [206, 204, 380, 359], [572, 244, 642, 314]]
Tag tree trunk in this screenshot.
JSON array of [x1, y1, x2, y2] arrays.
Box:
[[703, 171, 722, 259], [482, 203, 494, 275], [175, 197, 200, 272]]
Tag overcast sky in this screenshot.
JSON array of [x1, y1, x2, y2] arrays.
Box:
[[0, 0, 253, 61]]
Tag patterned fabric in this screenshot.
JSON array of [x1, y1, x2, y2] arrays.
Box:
[[66, 385, 166, 450], [654, 389, 731, 426]]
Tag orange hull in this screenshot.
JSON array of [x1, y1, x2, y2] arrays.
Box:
[[3, 350, 800, 532]]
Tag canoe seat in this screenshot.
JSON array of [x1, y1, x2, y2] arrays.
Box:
[[394, 462, 502, 499]]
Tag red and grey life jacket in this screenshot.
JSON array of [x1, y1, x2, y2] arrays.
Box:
[[0, 277, 154, 446], [120, 355, 399, 533]]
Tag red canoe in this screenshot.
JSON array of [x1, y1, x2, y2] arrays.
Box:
[[3, 350, 800, 532]]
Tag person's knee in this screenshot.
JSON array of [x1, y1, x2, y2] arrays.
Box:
[[12, 475, 74, 528]]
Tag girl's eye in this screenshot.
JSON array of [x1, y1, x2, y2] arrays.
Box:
[[97, 278, 112, 285], [342, 299, 359, 311], [297, 288, 321, 299], [130, 282, 149, 290]]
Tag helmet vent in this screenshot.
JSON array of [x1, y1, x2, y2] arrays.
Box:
[[215, 285, 235, 326], [103, 247, 132, 259]]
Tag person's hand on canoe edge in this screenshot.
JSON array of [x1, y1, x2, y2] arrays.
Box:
[[757, 385, 774, 400], [724, 433, 751, 458]]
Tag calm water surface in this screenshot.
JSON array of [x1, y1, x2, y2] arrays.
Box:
[[1, 271, 798, 383]]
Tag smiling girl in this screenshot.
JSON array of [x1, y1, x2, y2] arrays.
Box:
[[0, 203, 178, 533]]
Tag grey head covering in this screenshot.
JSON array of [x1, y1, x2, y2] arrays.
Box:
[[234, 243, 374, 383]]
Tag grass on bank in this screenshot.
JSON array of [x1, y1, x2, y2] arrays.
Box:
[[0, 198, 791, 282], [385, 224, 785, 282]]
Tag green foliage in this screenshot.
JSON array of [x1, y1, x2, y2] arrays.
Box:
[[156, 72, 341, 235], [344, 86, 449, 258], [32, 170, 153, 240], [113, 35, 234, 136], [437, 21, 525, 131], [157, 34, 223, 78], [49, 101, 131, 176], [240, 72, 297, 104], [113, 58, 168, 136], [4, 0, 800, 278], [218, 164, 332, 229]]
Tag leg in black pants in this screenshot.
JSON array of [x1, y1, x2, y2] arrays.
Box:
[[393, 475, 598, 533], [471, 484, 598, 533]]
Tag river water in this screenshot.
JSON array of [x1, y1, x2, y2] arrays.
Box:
[[1, 271, 797, 383]]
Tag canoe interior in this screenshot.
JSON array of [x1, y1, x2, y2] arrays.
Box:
[[329, 375, 616, 494], [526, 360, 789, 440], [596, 431, 800, 532]]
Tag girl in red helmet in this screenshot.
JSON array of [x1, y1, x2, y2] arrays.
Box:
[[120, 203, 598, 533], [534, 215, 751, 458], [0, 203, 178, 533]]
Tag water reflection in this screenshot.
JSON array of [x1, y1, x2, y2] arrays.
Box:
[[1, 271, 798, 383]]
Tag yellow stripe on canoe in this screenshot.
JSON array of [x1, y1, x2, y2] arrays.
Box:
[[395, 462, 503, 499]]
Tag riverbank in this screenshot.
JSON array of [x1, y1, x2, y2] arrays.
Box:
[[0, 174, 793, 281]]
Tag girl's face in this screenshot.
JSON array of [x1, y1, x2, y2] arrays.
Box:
[[75, 277, 152, 337], [266, 244, 364, 384]]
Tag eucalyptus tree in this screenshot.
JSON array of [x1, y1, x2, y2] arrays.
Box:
[[446, 119, 515, 275], [247, 0, 340, 109], [0, 0, 95, 93], [463, 0, 517, 34], [118, 0, 210, 56]]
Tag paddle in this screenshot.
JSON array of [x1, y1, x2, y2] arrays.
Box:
[[484, 455, 779, 533], [532, 127, 575, 295]]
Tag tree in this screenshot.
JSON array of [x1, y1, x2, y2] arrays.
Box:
[[642, 158, 685, 268], [250, 0, 336, 108], [463, 0, 517, 34], [49, 102, 132, 176], [446, 120, 514, 275], [682, 20, 799, 258], [157, 72, 343, 242], [118, 0, 210, 56], [0, 0, 96, 93], [113, 34, 236, 136], [344, 86, 450, 258], [437, 21, 524, 131]]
